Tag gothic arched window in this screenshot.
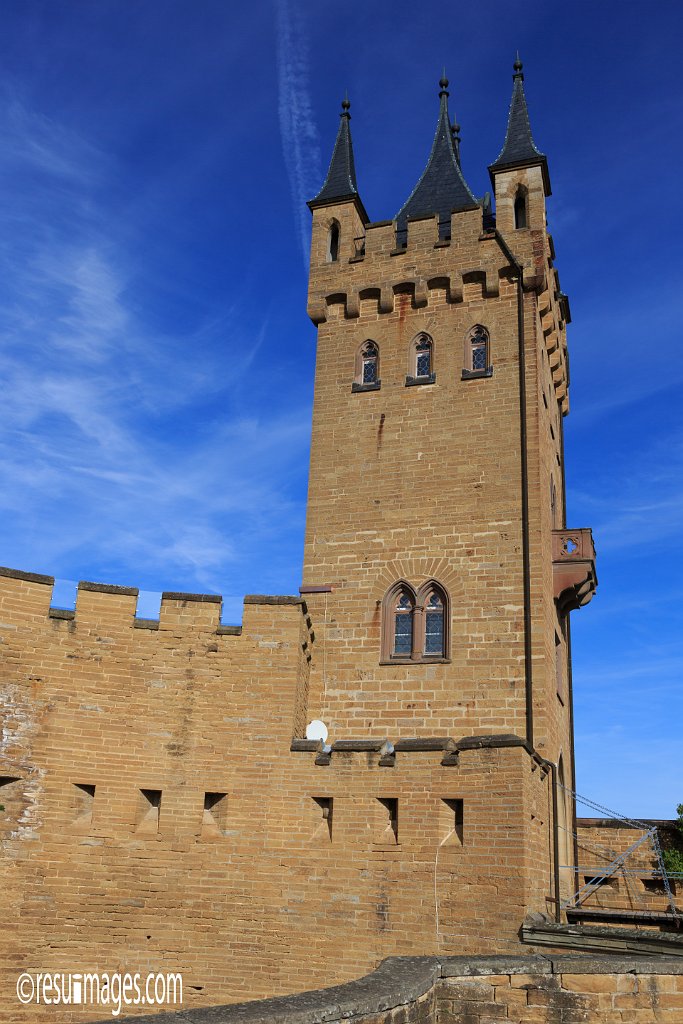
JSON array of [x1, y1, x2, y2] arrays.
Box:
[[415, 335, 432, 377], [417, 581, 449, 659], [352, 340, 381, 392], [393, 590, 414, 657], [361, 341, 379, 385], [424, 592, 445, 655], [406, 333, 435, 386], [462, 325, 493, 380], [381, 580, 449, 662]]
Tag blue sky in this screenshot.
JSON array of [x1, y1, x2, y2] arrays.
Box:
[[0, 1, 681, 818]]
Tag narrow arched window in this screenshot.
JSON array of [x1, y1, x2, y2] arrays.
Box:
[[352, 340, 381, 392], [393, 591, 414, 657], [327, 222, 340, 262], [462, 325, 491, 379], [406, 334, 435, 386], [424, 592, 445, 655], [415, 335, 432, 377], [470, 326, 489, 371], [514, 190, 527, 229], [551, 478, 558, 528], [361, 341, 379, 385]]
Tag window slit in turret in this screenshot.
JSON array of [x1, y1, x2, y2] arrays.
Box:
[[514, 192, 527, 229], [328, 222, 340, 262]]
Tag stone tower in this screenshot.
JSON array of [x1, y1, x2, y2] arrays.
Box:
[[302, 61, 597, 920]]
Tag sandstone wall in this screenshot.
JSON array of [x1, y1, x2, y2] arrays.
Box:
[[103, 954, 683, 1024], [1, 568, 559, 1022]]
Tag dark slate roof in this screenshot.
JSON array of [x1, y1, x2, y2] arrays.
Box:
[[395, 78, 479, 237], [309, 98, 367, 219], [489, 58, 551, 194]]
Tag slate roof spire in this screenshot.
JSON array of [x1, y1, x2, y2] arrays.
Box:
[[395, 74, 479, 241], [309, 96, 368, 221], [489, 55, 551, 195]]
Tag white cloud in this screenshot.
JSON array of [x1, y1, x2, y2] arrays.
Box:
[[0, 80, 310, 605], [275, 0, 321, 267]]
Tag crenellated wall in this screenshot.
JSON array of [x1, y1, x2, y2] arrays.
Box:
[[0, 565, 567, 1021]]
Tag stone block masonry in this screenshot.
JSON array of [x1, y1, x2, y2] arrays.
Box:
[[102, 955, 683, 1024], [1, 566, 566, 1022]]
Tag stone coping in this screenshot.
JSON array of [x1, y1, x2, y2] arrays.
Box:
[[79, 580, 139, 596], [577, 817, 676, 828], [103, 954, 683, 1023], [0, 565, 54, 585]]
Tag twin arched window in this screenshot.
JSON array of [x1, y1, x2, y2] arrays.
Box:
[[382, 581, 449, 662]]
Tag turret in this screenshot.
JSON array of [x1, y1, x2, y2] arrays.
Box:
[[395, 75, 480, 245], [308, 96, 368, 270], [488, 56, 550, 234]]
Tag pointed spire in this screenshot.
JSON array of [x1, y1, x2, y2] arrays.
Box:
[[308, 96, 368, 220], [489, 55, 551, 195], [395, 74, 479, 240]]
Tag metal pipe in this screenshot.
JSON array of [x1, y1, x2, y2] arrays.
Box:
[[545, 758, 562, 923], [493, 230, 534, 747]]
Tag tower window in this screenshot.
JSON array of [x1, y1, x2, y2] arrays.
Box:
[[424, 593, 445, 655], [362, 342, 379, 384], [352, 340, 381, 392], [416, 336, 432, 377], [462, 325, 493, 379], [381, 580, 449, 663], [393, 591, 414, 657], [406, 334, 436, 386], [514, 190, 528, 229], [327, 221, 340, 262]]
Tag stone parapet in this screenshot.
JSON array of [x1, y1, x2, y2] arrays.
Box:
[[103, 954, 683, 1024]]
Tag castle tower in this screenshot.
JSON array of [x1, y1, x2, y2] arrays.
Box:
[[302, 64, 597, 921]]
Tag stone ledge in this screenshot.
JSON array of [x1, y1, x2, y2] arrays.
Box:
[[103, 956, 439, 1024], [549, 954, 683, 974], [394, 738, 451, 752], [440, 955, 551, 976], [523, 921, 683, 957], [48, 607, 75, 620], [243, 595, 302, 605], [577, 817, 675, 829], [103, 953, 683, 1023], [0, 565, 54, 585], [78, 580, 139, 597], [162, 592, 222, 604]]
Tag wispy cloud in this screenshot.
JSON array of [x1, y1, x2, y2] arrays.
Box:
[[0, 80, 310, 613], [275, 0, 321, 267]]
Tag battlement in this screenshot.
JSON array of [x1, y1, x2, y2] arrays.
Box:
[[307, 209, 550, 326], [0, 565, 306, 634]]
